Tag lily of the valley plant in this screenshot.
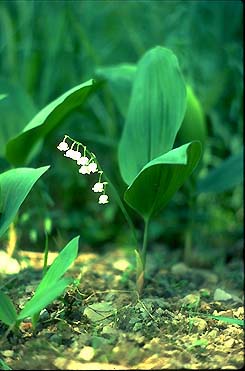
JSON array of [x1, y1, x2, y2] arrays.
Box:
[[116, 47, 202, 293], [55, 47, 202, 295]]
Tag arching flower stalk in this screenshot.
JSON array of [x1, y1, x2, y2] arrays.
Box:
[[57, 135, 109, 204]]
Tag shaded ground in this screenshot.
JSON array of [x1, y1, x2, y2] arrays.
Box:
[[0, 243, 244, 370]]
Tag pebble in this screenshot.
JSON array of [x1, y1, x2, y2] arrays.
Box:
[[78, 346, 95, 361], [181, 294, 200, 306], [212, 309, 234, 317], [0, 251, 20, 274], [192, 317, 207, 332], [213, 288, 232, 301], [1, 350, 14, 357], [171, 262, 189, 275], [102, 325, 117, 335], [224, 338, 235, 348], [208, 329, 219, 338], [113, 259, 130, 271]]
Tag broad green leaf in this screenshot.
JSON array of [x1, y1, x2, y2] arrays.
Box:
[[0, 79, 36, 158], [197, 151, 243, 193], [35, 236, 79, 295], [6, 79, 98, 166], [119, 46, 187, 185], [96, 64, 136, 117], [124, 142, 202, 220], [0, 291, 17, 326], [0, 166, 50, 238], [17, 278, 72, 320], [177, 85, 207, 146]]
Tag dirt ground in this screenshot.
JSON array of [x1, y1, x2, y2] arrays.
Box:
[[0, 242, 244, 370]]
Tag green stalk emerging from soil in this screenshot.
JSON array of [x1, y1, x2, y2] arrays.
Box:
[[136, 218, 150, 294]]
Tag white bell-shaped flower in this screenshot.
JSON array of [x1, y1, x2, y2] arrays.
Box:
[[88, 162, 98, 173], [79, 165, 90, 175], [92, 182, 104, 193], [77, 156, 89, 165], [98, 194, 109, 204], [57, 141, 69, 151], [72, 151, 81, 161], [64, 149, 75, 158]]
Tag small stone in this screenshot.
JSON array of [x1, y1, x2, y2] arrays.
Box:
[[78, 346, 95, 362], [1, 350, 14, 357], [0, 251, 20, 274], [171, 262, 189, 275], [113, 259, 130, 271], [212, 309, 234, 318], [235, 307, 244, 317], [102, 325, 117, 335], [192, 317, 207, 332], [213, 288, 232, 301], [208, 329, 219, 338], [225, 338, 235, 348], [181, 294, 200, 306]]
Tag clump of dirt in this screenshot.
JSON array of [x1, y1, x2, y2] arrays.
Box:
[[0, 244, 244, 370]]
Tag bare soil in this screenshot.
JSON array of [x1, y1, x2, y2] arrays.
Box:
[[0, 243, 244, 370]]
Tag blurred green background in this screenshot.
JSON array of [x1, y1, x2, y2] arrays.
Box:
[[0, 0, 243, 268]]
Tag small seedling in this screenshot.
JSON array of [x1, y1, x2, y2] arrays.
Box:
[[0, 236, 79, 331], [0, 357, 11, 370]]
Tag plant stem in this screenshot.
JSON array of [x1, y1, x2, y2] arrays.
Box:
[[184, 227, 192, 263], [104, 175, 138, 246], [142, 218, 150, 270], [184, 179, 196, 265], [43, 231, 49, 277], [136, 218, 150, 295]]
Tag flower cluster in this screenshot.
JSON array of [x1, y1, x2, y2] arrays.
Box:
[[57, 135, 109, 204]]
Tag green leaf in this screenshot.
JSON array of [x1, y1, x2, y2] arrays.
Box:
[[197, 151, 243, 193], [35, 236, 79, 295], [6, 79, 98, 166], [96, 63, 136, 117], [17, 278, 72, 321], [124, 142, 202, 220], [0, 166, 50, 238], [0, 79, 37, 158], [177, 85, 207, 146], [0, 291, 17, 326], [118, 46, 187, 185]]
